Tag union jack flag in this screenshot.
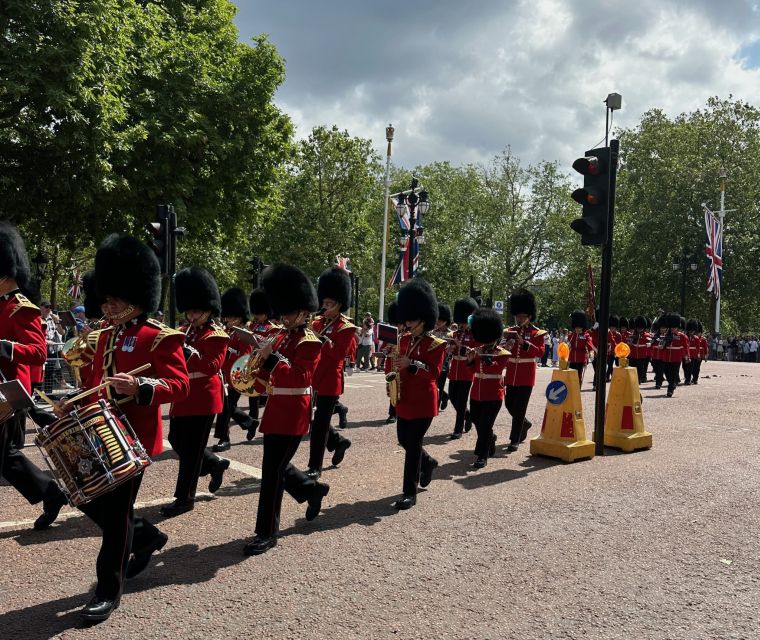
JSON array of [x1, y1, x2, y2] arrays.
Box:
[[388, 195, 420, 286], [703, 205, 723, 299], [68, 267, 82, 299]]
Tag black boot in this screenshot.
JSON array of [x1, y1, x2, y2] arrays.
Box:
[[80, 594, 121, 623]]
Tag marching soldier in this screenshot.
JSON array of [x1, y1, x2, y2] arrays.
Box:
[[629, 316, 651, 384], [606, 315, 621, 381], [501, 288, 545, 452], [651, 316, 665, 389], [213, 288, 255, 451], [381, 300, 403, 424], [447, 297, 478, 440], [682, 319, 699, 386], [63, 233, 190, 621], [245, 288, 279, 439], [162, 267, 230, 517], [390, 279, 446, 510], [466, 307, 509, 469], [433, 303, 453, 411], [0, 222, 68, 530], [306, 267, 356, 478], [244, 265, 329, 556], [655, 312, 690, 397], [567, 309, 595, 383]]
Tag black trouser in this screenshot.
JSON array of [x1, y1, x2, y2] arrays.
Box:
[[606, 355, 615, 380], [2, 438, 61, 505], [663, 362, 680, 394], [590, 357, 598, 386], [436, 366, 449, 407], [168, 415, 221, 503], [308, 395, 349, 471], [248, 395, 262, 420], [255, 434, 320, 538], [387, 403, 396, 419], [78, 472, 161, 599], [541, 345, 551, 366], [448, 380, 471, 434], [681, 359, 693, 384], [568, 362, 585, 383], [470, 400, 501, 458], [504, 385, 533, 444], [653, 360, 664, 387], [396, 417, 435, 497], [214, 388, 251, 441], [691, 358, 702, 383], [11, 408, 26, 449], [629, 357, 647, 383]]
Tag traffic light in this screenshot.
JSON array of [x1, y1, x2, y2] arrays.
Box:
[[147, 206, 170, 274], [247, 256, 265, 287], [570, 147, 609, 246]]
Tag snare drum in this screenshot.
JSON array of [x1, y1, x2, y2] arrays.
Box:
[[34, 399, 151, 506]]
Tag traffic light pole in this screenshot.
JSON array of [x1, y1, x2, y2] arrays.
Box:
[[592, 138, 619, 455], [168, 205, 177, 328]]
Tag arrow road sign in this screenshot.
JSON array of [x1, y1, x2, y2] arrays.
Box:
[[546, 380, 568, 405]]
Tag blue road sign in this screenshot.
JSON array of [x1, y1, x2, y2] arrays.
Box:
[[546, 380, 568, 405]]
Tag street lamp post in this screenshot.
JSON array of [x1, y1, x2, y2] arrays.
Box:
[[31, 249, 48, 295], [394, 176, 430, 280], [672, 249, 698, 317], [378, 124, 394, 322]]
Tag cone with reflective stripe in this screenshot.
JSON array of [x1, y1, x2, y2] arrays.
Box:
[[530, 343, 595, 462], [604, 343, 652, 452]]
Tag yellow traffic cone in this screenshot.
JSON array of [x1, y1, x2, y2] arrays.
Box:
[[604, 343, 652, 452], [530, 343, 595, 462]]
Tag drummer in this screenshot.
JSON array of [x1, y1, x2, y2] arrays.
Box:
[[57, 234, 189, 623]]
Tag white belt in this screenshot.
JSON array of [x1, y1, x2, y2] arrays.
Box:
[[666, 346, 683, 350], [475, 373, 502, 380], [188, 372, 208, 380], [268, 386, 312, 396], [451, 356, 468, 361], [509, 358, 536, 363]]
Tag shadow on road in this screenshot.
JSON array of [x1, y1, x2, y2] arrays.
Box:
[[454, 454, 558, 489]]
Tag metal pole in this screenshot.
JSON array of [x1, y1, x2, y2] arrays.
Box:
[[378, 125, 394, 322], [593, 138, 619, 455], [715, 173, 726, 334], [168, 205, 177, 328], [354, 275, 360, 321], [680, 250, 687, 317]]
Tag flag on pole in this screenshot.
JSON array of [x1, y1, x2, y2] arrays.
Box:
[[585, 263, 596, 322], [703, 205, 723, 299], [388, 195, 420, 286], [68, 266, 82, 299]]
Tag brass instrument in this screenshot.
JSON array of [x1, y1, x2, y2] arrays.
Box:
[[385, 332, 424, 407], [309, 313, 336, 345], [230, 327, 286, 397]]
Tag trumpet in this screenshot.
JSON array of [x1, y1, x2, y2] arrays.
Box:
[[229, 327, 286, 397], [385, 344, 401, 407]]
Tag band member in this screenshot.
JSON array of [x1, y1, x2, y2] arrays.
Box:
[[651, 317, 664, 389], [213, 287, 255, 451], [691, 322, 708, 384], [655, 312, 690, 397], [447, 297, 478, 439], [244, 265, 329, 556], [619, 316, 631, 345], [382, 300, 403, 424], [245, 287, 278, 439], [433, 303, 453, 411], [161, 267, 229, 517], [306, 266, 356, 478], [682, 319, 699, 386], [62, 233, 190, 621], [606, 315, 621, 381], [466, 307, 509, 469], [390, 279, 446, 510], [501, 288, 545, 451], [567, 309, 595, 383], [628, 316, 651, 383], [0, 222, 68, 529]]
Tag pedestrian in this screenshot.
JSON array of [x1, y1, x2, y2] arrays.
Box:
[[567, 310, 595, 383], [541, 331, 551, 367], [356, 313, 374, 370]]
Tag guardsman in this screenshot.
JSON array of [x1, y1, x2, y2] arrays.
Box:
[[245, 288, 279, 440], [213, 288, 255, 451], [244, 265, 329, 556], [606, 315, 621, 381], [68, 233, 189, 621], [162, 267, 230, 517], [691, 322, 708, 384], [656, 312, 690, 397], [307, 267, 356, 478], [619, 316, 631, 346], [501, 288, 545, 452], [390, 279, 446, 510], [0, 222, 67, 530], [567, 309, 595, 383], [651, 316, 664, 389], [381, 300, 403, 424], [433, 303, 453, 411], [628, 316, 651, 384], [447, 297, 478, 440], [682, 319, 700, 386], [466, 307, 509, 469]]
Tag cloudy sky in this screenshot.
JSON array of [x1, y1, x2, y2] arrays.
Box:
[[233, 0, 760, 171]]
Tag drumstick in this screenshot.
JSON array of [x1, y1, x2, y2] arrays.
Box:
[[66, 363, 152, 404], [34, 389, 57, 408]]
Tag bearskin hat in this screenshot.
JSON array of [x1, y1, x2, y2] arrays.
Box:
[[608, 314, 620, 328], [438, 303, 452, 326], [82, 270, 103, 320], [0, 222, 31, 286], [697, 321, 704, 333], [619, 316, 630, 329], [661, 312, 681, 329], [679, 316, 686, 330], [508, 288, 536, 320], [260, 264, 318, 316], [470, 307, 504, 343], [95, 234, 161, 312], [387, 300, 400, 326], [570, 309, 588, 330], [453, 297, 478, 324], [634, 315, 647, 330], [220, 287, 249, 320], [686, 318, 698, 332], [397, 279, 438, 330], [317, 267, 351, 310], [249, 287, 273, 318], [175, 267, 221, 315]]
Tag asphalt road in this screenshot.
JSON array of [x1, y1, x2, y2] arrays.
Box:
[[1, 360, 759, 639]]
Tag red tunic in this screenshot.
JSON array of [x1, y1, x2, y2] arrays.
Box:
[[568, 331, 595, 365], [697, 336, 709, 359], [171, 323, 228, 416], [469, 347, 510, 401], [312, 314, 357, 397], [502, 325, 545, 387], [85, 318, 189, 456], [395, 332, 446, 420], [222, 326, 253, 385], [657, 331, 690, 363], [687, 335, 700, 359], [448, 328, 478, 382], [629, 330, 651, 360], [258, 327, 322, 436], [0, 291, 47, 393], [608, 329, 621, 355]]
